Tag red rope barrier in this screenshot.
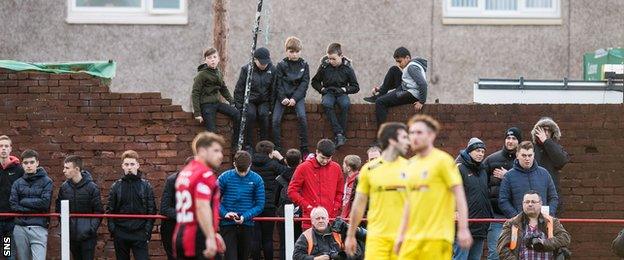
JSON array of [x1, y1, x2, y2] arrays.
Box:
[[2, 213, 624, 224]]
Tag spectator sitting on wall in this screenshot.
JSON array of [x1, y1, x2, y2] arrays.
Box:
[[364, 47, 428, 128], [340, 155, 362, 219], [288, 139, 344, 230], [218, 150, 265, 260], [10, 149, 53, 260], [293, 207, 363, 260], [481, 127, 522, 260], [272, 36, 311, 155], [531, 117, 569, 191], [312, 43, 360, 147], [276, 148, 303, 260], [499, 141, 558, 219], [497, 191, 571, 260], [233, 47, 277, 151], [192, 47, 241, 150]]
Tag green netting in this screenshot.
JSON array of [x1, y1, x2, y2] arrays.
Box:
[[0, 60, 116, 79]]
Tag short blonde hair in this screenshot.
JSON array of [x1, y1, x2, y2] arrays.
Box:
[[407, 114, 441, 133], [285, 36, 302, 52], [343, 155, 361, 171], [121, 150, 139, 161], [192, 132, 225, 155], [0, 135, 11, 144]]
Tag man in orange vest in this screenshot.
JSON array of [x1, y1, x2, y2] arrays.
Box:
[[497, 191, 571, 260], [293, 207, 362, 260]]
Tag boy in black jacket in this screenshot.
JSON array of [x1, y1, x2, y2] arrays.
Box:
[[56, 155, 103, 260], [312, 43, 359, 147], [0, 135, 24, 259], [234, 47, 277, 151], [272, 36, 310, 155], [275, 148, 303, 260], [107, 150, 156, 260]]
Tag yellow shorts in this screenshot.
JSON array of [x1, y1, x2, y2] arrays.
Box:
[[398, 239, 452, 260], [364, 236, 398, 260]]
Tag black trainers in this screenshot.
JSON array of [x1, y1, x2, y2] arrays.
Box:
[[335, 134, 347, 148], [363, 95, 378, 103]]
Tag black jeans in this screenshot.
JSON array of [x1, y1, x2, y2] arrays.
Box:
[[113, 237, 149, 260], [375, 89, 418, 127], [251, 209, 275, 260], [321, 94, 350, 136], [200, 102, 241, 149], [377, 66, 403, 95], [220, 225, 253, 260], [160, 220, 176, 260], [241, 102, 270, 149], [271, 101, 309, 152], [70, 237, 96, 260]]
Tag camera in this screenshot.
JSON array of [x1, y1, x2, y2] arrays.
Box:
[[330, 218, 367, 241], [524, 234, 545, 251], [326, 250, 347, 260]]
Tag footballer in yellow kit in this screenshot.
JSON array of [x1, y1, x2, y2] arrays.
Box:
[[344, 122, 412, 260], [394, 115, 473, 260]]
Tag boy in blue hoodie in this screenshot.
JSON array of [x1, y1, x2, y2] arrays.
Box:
[[272, 36, 311, 155]]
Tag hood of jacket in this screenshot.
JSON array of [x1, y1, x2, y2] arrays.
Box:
[[197, 63, 219, 72], [409, 58, 428, 72], [531, 117, 562, 142], [252, 153, 271, 167], [70, 170, 94, 189], [320, 55, 352, 68], [121, 171, 143, 181], [23, 167, 48, 181], [512, 159, 539, 173], [0, 156, 20, 170]]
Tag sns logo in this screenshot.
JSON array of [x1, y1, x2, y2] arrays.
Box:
[[3, 236, 10, 257]]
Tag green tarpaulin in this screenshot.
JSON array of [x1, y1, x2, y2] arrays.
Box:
[[0, 60, 116, 79], [583, 48, 624, 80]]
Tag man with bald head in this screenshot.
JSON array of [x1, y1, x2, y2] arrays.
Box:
[[293, 207, 362, 260]]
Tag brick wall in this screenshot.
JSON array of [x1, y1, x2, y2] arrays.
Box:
[[1, 69, 623, 259]]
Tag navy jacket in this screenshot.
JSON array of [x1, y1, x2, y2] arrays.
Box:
[[218, 169, 265, 227], [275, 57, 310, 102], [10, 167, 53, 227], [0, 156, 24, 218], [482, 147, 516, 216], [55, 170, 103, 240], [499, 160, 559, 218]]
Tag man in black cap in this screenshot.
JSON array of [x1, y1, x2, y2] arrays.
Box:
[[481, 127, 521, 260], [234, 47, 277, 151]]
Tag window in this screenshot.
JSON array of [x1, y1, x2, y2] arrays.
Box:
[[67, 0, 187, 25], [444, 0, 561, 25]]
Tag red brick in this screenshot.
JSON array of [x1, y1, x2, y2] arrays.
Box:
[[141, 92, 161, 99], [126, 127, 147, 135], [94, 135, 115, 143], [59, 80, 80, 86], [50, 74, 70, 80], [73, 136, 94, 142], [147, 143, 168, 150], [156, 135, 177, 142], [157, 150, 177, 158], [172, 111, 190, 119]]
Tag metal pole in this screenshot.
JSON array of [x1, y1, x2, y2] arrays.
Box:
[[61, 200, 70, 260], [237, 0, 265, 151], [284, 204, 295, 260]]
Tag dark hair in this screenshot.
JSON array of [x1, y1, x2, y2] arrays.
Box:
[[64, 155, 83, 170], [407, 114, 441, 133], [377, 122, 408, 150], [393, 47, 411, 59], [121, 150, 139, 161], [234, 150, 252, 172], [518, 141, 534, 151], [327, 43, 342, 56], [255, 140, 275, 155], [285, 149, 302, 167], [21, 149, 39, 161], [204, 47, 218, 58], [524, 190, 542, 201], [192, 132, 225, 155], [316, 139, 336, 157]]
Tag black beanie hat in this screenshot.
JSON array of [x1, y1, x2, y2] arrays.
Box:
[[505, 127, 522, 141]]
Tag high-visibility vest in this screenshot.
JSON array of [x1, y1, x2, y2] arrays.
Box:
[[303, 228, 344, 255], [510, 215, 554, 250]]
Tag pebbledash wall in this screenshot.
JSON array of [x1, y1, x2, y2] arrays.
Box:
[[1, 70, 624, 259]]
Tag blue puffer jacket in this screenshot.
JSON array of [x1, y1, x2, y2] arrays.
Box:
[[10, 167, 53, 227], [218, 169, 265, 227], [499, 160, 559, 218]]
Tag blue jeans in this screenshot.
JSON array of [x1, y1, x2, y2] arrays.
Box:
[[0, 221, 15, 260], [321, 94, 350, 135], [453, 237, 485, 260], [271, 101, 309, 151], [487, 221, 504, 260]]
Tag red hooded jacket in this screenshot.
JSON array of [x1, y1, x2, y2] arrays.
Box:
[[287, 156, 344, 229]]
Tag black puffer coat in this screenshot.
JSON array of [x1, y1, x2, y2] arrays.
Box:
[[251, 153, 289, 210], [482, 147, 516, 216], [106, 172, 156, 241], [10, 167, 53, 227], [456, 151, 492, 239], [55, 170, 103, 240]]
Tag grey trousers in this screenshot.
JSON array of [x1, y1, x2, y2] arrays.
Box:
[[13, 225, 47, 260]]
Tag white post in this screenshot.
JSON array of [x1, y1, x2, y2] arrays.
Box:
[[60, 200, 70, 260], [284, 204, 295, 260]]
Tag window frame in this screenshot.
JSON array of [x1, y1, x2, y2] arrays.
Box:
[[66, 0, 188, 25], [443, 0, 562, 25]]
